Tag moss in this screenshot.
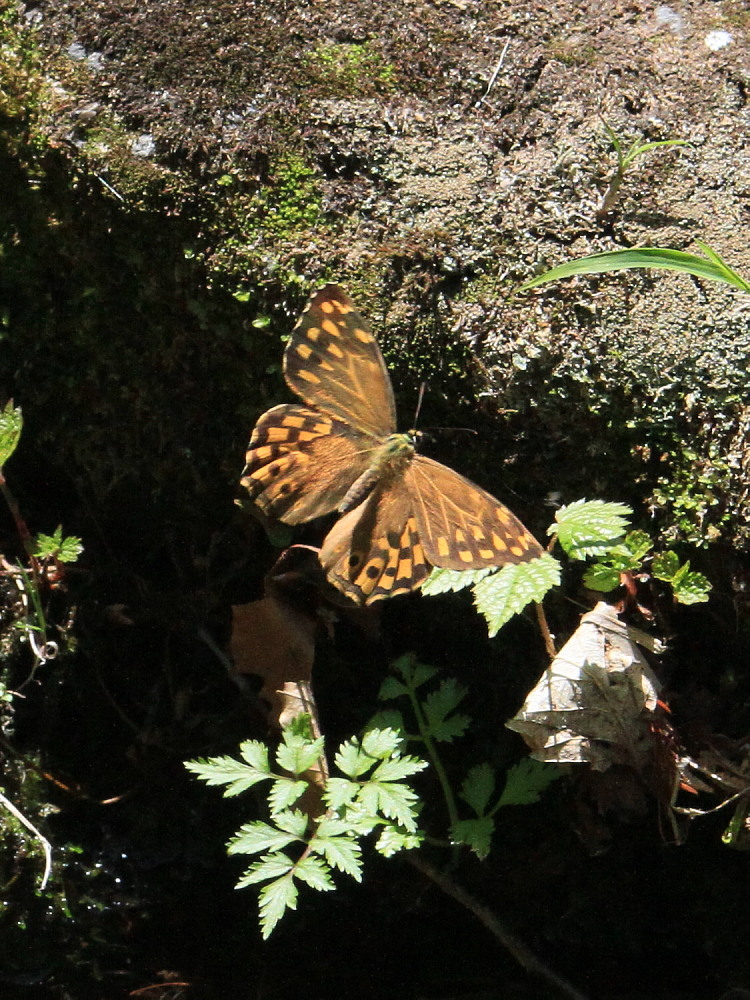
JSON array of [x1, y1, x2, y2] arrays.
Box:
[[304, 41, 397, 98]]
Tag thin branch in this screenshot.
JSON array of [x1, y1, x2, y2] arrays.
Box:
[[407, 854, 590, 1000]]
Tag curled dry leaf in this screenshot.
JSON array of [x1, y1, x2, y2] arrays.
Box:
[[507, 602, 665, 772]]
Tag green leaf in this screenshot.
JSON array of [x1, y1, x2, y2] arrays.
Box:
[[365, 709, 407, 739], [359, 781, 421, 832], [623, 530, 653, 561], [451, 817, 494, 859], [371, 756, 428, 782], [518, 246, 750, 294], [375, 824, 423, 857], [421, 679, 470, 742], [275, 732, 325, 776], [672, 570, 711, 605], [0, 402, 22, 466], [184, 754, 271, 796], [323, 777, 360, 810], [312, 830, 363, 880], [392, 655, 438, 689], [362, 728, 402, 760], [32, 527, 84, 563], [379, 677, 409, 700], [496, 759, 560, 807], [422, 565, 493, 596], [651, 550, 680, 581], [257, 873, 297, 939], [473, 554, 560, 637], [333, 740, 376, 779], [294, 856, 335, 892], [239, 740, 272, 772], [268, 777, 309, 815], [551, 499, 632, 558], [272, 809, 310, 838], [460, 763, 495, 817], [582, 564, 621, 592], [227, 821, 301, 856], [236, 854, 295, 888]]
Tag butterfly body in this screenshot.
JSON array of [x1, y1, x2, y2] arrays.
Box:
[[241, 285, 543, 604]]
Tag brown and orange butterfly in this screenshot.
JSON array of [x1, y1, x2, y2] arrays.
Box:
[[240, 285, 543, 604]]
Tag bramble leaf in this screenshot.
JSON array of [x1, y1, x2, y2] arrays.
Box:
[[460, 762, 495, 816], [496, 759, 560, 807], [473, 554, 560, 637], [551, 499, 632, 558], [451, 817, 494, 859]]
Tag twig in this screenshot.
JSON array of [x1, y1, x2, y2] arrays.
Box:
[[476, 39, 511, 108], [535, 601, 557, 659], [407, 854, 590, 1000], [0, 789, 52, 890]]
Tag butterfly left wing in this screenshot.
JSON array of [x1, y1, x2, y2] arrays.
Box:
[[406, 455, 544, 569], [240, 403, 374, 524], [284, 285, 397, 438], [319, 483, 431, 604]]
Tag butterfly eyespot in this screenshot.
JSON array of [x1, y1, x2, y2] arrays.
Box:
[[365, 565, 380, 580], [383, 566, 398, 578], [348, 553, 363, 568], [278, 483, 292, 495]]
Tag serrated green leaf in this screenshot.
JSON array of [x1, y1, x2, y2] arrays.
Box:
[[0, 402, 22, 466], [184, 755, 271, 796], [496, 759, 560, 807], [239, 741, 271, 772], [334, 739, 377, 778], [582, 564, 621, 592], [652, 550, 680, 581], [362, 728, 402, 760], [379, 677, 409, 700], [451, 817, 494, 859], [551, 499, 632, 558], [473, 554, 560, 637], [421, 565, 493, 596], [623, 530, 652, 561], [272, 809, 309, 838], [32, 527, 84, 563], [294, 855, 335, 892], [359, 781, 420, 831], [227, 821, 300, 856], [268, 777, 308, 815], [276, 733, 325, 776], [375, 824, 423, 857], [392, 655, 438, 689], [672, 568, 711, 605], [423, 678, 466, 724], [312, 834, 363, 880], [460, 763, 495, 816], [323, 777, 361, 810], [365, 709, 407, 739], [257, 873, 298, 939], [371, 756, 428, 782], [236, 853, 295, 888]]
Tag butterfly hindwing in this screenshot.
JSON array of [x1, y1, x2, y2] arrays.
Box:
[[319, 483, 431, 604], [407, 455, 545, 569], [284, 285, 397, 438], [240, 403, 373, 524]]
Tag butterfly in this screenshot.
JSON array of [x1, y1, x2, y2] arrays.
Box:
[[240, 285, 543, 604]]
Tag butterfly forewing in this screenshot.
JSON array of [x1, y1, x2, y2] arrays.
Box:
[[240, 403, 374, 524], [407, 456, 544, 569], [284, 285, 397, 438]]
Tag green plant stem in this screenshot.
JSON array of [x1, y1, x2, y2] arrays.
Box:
[[406, 684, 459, 829], [0, 470, 40, 578], [407, 854, 590, 1000]]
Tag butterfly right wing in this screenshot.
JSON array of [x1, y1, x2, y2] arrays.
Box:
[[284, 285, 397, 439], [240, 403, 374, 524]]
